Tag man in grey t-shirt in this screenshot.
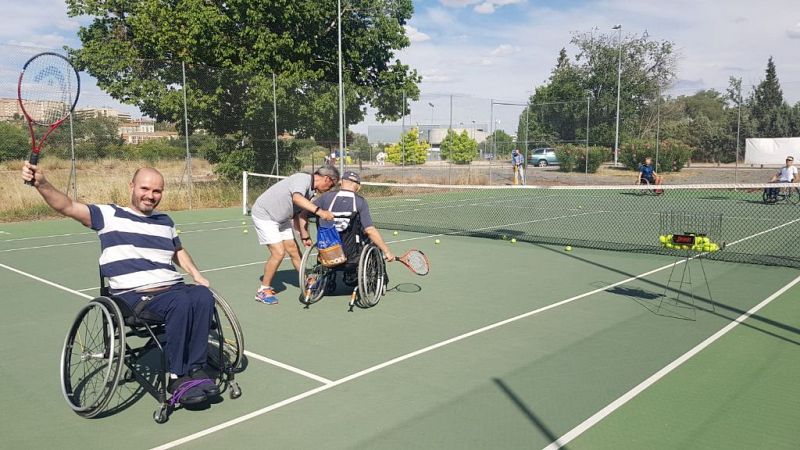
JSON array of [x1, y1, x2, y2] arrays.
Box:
[[251, 166, 338, 304]]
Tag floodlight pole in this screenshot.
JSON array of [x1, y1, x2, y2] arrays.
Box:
[[337, 0, 345, 174], [613, 24, 622, 167], [273, 72, 279, 175], [735, 86, 742, 185], [428, 102, 434, 143], [181, 61, 193, 210]]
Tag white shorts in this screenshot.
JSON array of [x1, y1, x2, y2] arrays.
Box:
[[252, 216, 295, 245]]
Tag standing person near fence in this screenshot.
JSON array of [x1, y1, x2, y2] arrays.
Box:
[[512, 149, 525, 185], [251, 166, 339, 305], [21, 163, 220, 405]]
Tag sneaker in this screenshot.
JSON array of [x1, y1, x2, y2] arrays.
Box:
[[168, 375, 208, 405], [255, 288, 279, 305], [189, 367, 221, 397]]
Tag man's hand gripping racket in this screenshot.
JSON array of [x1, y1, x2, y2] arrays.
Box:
[[18, 52, 80, 186]]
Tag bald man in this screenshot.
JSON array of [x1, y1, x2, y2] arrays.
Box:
[[23, 162, 219, 406]]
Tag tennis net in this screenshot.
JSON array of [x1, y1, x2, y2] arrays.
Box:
[[243, 172, 800, 268]]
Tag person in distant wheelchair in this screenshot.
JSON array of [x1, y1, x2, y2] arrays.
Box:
[[299, 171, 394, 300], [636, 156, 663, 194], [764, 155, 797, 202], [22, 163, 219, 407]]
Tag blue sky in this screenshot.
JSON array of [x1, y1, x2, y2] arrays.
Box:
[[2, 0, 800, 133]]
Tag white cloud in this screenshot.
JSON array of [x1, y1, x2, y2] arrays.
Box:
[[474, 2, 495, 14], [440, 0, 480, 7], [490, 44, 522, 56], [405, 25, 431, 43], [788, 22, 800, 39]]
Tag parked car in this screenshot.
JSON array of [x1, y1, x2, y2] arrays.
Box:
[[528, 148, 559, 167]]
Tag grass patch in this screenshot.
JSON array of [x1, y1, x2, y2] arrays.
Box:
[[0, 158, 240, 222]]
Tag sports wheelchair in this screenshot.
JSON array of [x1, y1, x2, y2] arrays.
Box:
[[299, 242, 388, 310], [762, 183, 800, 205], [634, 177, 662, 195], [60, 283, 244, 423]]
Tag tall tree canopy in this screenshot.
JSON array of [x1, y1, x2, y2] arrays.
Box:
[[66, 0, 420, 172], [518, 31, 676, 149]]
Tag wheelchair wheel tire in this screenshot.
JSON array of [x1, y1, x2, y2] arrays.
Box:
[[356, 245, 386, 309], [207, 288, 245, 374], [60, 297, 125, 418], [299, 243, 328, 306], [762, 190, 777, 204]]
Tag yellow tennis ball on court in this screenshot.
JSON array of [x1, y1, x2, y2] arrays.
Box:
[[242, 228, 248, 234], [176, 229, 181, 234], [435, 239, 441, 244], [241, 221, 246, 225], [659, 235, 666, 244], [565, 245, 572, 251], [393, 231, 398, 235], [511, 238, 517, 243]]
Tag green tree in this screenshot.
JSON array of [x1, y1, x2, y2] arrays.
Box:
[[749, 57, 791, 137], [386, 128, 428, 165], [440, 129, 477, 164], [0, 122, 29, 162], [66, 0, 421, 176], [480, 130, 514, 158], [518, 31, 676, 149]]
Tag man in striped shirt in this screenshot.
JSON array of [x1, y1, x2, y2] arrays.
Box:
[[23, 163, 218, 406]]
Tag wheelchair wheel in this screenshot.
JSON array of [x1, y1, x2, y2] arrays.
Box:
[[299, 243, 329, 305], [207, 288, 245, 374], [786, 187, 800, 205], [356, 244, 386, 308], [635, 178, 653, 195], [60, 297, 125, 418], [762, 189, 777, 204]]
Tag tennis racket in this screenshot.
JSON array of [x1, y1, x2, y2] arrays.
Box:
[[18, 52, 81, 185], [396, 249, 429, 276]]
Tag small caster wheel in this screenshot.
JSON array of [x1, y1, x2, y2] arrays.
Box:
[[230, 382, 242, 399], [153, 405, 169, 423]]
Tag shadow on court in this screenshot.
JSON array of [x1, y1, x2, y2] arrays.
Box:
[[534, 243, 800, 346], [493, 378, 566, 448]]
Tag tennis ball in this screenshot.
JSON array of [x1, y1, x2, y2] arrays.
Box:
[[393, 231, 398, 235], [242, 228, 248, 234], [659, 235, 666, 244], [176, 229, 182, 234], [435, 239, 441, 244], [565, 245, 572, 251], [511, 238, 517, 243], [241, 221, 246, 225]]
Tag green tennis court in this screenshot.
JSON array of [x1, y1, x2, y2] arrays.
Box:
[[1, 200, 798, 449]]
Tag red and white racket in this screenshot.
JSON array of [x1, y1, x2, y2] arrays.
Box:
[[18, 52, 80, 185], [396, 249, 429, 276]]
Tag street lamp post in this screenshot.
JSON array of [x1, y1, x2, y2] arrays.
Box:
[[612, 24, 622, 166], [337, 0, 344, 173]]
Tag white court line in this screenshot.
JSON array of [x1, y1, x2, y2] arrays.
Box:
[[150, 257, 697, 450], [243, 351, 333, 385], [542, 273, 800, 450], [0, 240, 96, 253], [0, 218, 242, 243], [0, 261, 329, 386], [0, 262, 93, 300]]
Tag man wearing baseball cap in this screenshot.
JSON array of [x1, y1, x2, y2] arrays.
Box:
[[300, 170, 395, 291], [765, 155, 797, 202]]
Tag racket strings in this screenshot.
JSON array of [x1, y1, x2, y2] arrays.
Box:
[[19, 55, 79, 125], [405, 252, 429, 274]]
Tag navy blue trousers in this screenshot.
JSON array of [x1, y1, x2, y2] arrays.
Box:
[[118, 283, 215, 376]]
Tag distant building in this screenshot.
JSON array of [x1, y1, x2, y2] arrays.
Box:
[[367, 124, 489, 146], [119, 119, 156, 135], [0, 98, 22, 121], [122, 131, 179, 145], [75, 107, 132, 122]]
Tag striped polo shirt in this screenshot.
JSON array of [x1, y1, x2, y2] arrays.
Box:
[[88, 204, 183, 291]]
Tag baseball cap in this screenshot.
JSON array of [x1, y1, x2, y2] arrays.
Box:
[[342, 171, 361, 184], [787, 156, 794, 161]]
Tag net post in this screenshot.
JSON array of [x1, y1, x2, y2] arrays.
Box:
[[242, 171, 248, 215]]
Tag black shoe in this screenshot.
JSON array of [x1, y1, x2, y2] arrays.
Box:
[[190, 367, 221, 397], [168, 375, 208, 405]]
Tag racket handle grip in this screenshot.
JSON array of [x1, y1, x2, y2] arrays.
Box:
[[24, 152, 39, 186]]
